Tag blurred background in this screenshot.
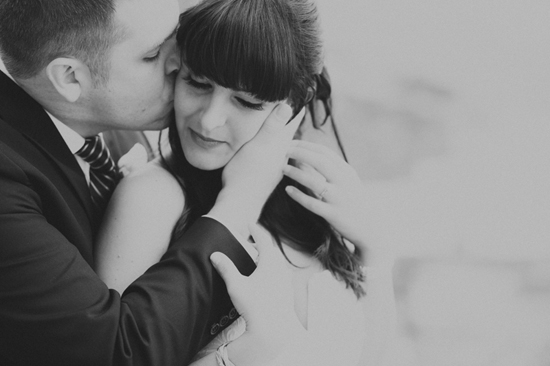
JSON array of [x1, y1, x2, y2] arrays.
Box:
[[179, 0, 550, 365], [314, 0, 550, 365]]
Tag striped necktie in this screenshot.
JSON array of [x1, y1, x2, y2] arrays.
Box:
[[75, 135, 120, 211]]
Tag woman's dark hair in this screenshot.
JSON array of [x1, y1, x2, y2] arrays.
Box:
[[163, 0, 365, 297]]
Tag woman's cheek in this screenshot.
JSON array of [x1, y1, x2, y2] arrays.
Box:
[[228, 114, 262, 150], [178, 92, 202, 119]]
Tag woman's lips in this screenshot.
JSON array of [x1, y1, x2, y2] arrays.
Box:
[[189, 129, 225, 148]]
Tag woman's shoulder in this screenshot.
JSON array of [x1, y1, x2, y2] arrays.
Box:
[[114, 158, 185, 212], [118, 158, 179, 189]]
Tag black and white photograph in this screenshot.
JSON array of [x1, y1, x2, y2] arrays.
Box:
[[0, 0, 548, 365]]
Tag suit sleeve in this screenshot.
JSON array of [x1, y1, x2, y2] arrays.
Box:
[[0, 149, 256, 366]]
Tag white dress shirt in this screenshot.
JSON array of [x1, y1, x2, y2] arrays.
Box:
[[48, 113, 91, 183]]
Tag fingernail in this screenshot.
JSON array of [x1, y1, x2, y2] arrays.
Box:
[[210, 252, 222, 265]]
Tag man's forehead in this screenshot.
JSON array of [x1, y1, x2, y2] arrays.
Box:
[[114, 0, 179, 46], [177, 0, 201, 12]]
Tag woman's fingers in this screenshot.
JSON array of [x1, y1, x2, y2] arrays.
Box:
[[287, 141, 347, 182], [289, 139, 341, 159], [285, 141, 371, 248], [283, 164, 328, 197], [284, 185, 329, 218], [287, 147, 332, 180]]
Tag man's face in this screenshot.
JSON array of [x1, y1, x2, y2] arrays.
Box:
[[88, 0, 180, 132]]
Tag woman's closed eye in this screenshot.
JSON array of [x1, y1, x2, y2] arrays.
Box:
[[183, 76, 212, 91], [235, 97, 264, 111]]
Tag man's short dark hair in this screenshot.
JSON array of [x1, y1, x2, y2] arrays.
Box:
[[0, 0, 124, 84]]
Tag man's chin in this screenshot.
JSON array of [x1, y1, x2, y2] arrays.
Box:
[[144, 111, 174, 131], [158, 109, 175, 129]]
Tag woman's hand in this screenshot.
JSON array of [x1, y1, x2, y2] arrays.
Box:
[[284, 140, 369, 244], [284, 140, 394, 265], [285, 141, 397, 363], [211, 105, 304, 238]]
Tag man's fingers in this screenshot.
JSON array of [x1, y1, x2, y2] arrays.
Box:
[[210, 252, 242, 286], [248, 224, 275, 255], [248, 223, 292, 275]]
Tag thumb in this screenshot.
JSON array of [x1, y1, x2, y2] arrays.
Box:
[[249, 224, 288, 272], [257, 103, 293, 136], [283, 107, 305, 139], [210, 252, 242, 286], [249, 223, 275, 255]]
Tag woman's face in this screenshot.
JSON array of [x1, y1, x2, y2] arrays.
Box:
[[174, 63, 284, 170]]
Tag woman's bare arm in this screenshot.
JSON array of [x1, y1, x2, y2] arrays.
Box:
[[94, 162, 185, 293]]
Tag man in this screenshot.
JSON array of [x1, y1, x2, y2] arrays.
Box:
[[0, 0, 301, 365]]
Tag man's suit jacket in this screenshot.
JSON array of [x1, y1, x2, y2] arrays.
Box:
[[0, 71, 255, 366]]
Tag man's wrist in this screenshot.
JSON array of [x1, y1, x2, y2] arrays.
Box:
[[209, 189, 262, 237], [202, 214, 259, 262]]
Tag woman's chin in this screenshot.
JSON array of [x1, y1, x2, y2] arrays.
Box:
[[186, 153, 227, 171]]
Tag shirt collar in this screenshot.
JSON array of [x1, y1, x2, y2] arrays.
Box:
[[47, 112, 86, 154], [1, 57, 86, 154], [0, 57, 13, 82]]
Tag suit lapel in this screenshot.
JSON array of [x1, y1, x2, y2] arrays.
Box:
[[0, 71, 97, 225]]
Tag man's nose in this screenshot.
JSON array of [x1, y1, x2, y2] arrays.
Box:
[[165, 39, 180, 76]]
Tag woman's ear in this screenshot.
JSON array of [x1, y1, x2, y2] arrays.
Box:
[[46, 58, 92, 103]]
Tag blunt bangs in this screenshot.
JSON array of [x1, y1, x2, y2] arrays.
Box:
[[177, 0, 298, 103]]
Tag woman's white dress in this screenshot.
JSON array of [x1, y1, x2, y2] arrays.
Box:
[[194, 269, 365, 366]]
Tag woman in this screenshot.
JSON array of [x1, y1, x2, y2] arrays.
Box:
[[96, 0, 394, 365]]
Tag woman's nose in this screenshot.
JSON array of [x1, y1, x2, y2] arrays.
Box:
[[199, 94, 227, 131]]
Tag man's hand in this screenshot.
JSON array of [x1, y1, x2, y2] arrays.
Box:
[[210, 224, 304, 365], [209, 104, 304, 236]]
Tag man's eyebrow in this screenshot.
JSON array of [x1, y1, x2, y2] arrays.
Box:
[[147, 26, 178, 52]]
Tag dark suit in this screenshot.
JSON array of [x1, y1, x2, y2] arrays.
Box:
[[0, 71, 255, 366]]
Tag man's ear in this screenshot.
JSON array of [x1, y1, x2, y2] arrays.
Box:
[[46, 58, 92, 103]]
